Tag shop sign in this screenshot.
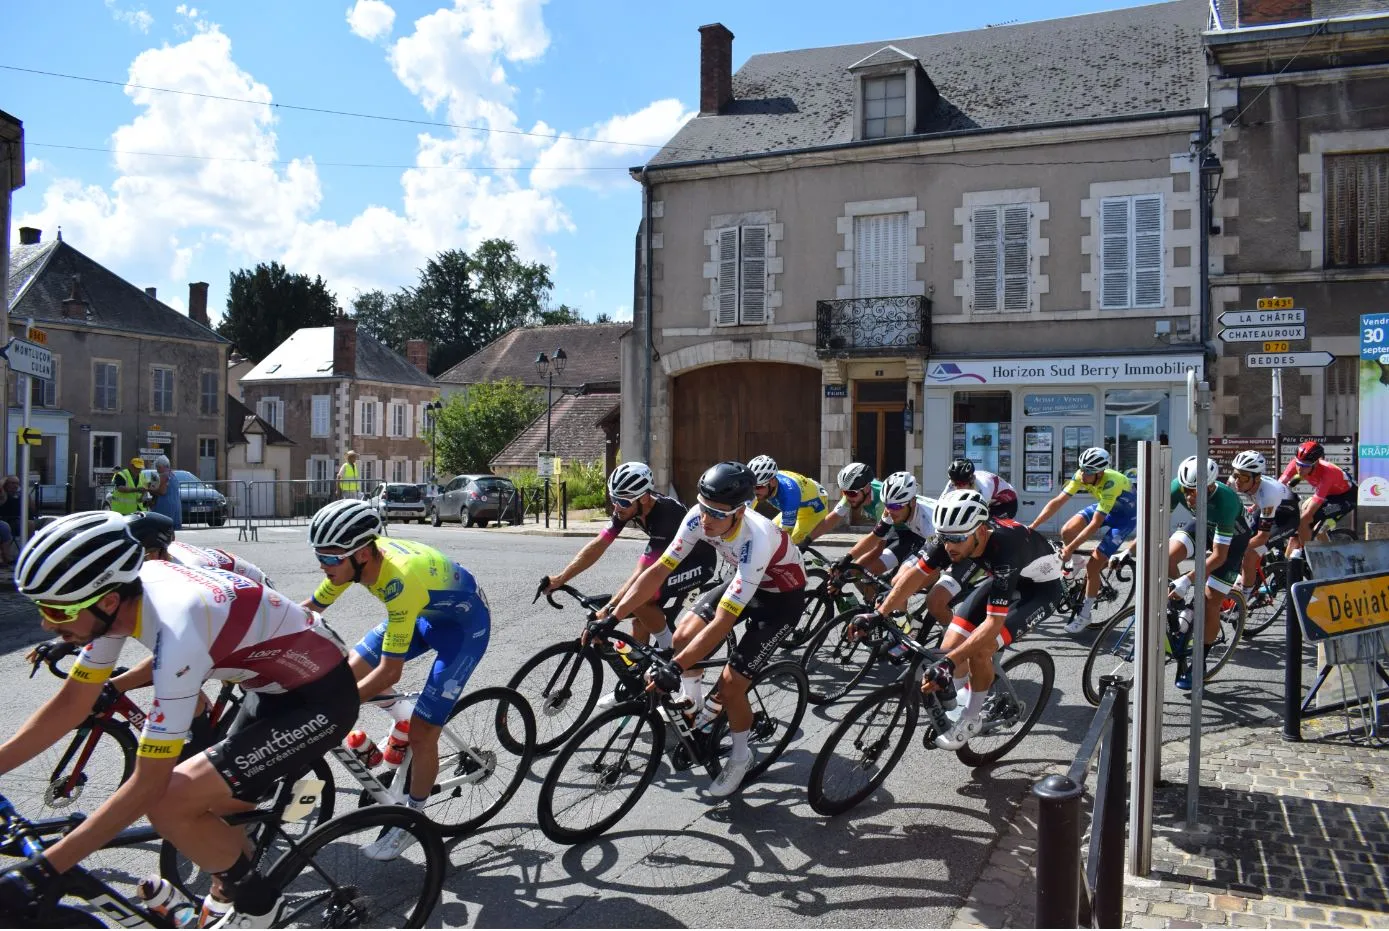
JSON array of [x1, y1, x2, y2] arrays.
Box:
[[926, 354, 1203, 386], [1022, 393, 1095, 417], [1359, 313, 1389, 500]]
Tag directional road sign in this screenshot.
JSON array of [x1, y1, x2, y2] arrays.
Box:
[[1245, 351, 1335, 368], [16, 426, 42, 447], [1217, 309, 1304, 327], [1, 338, 54, 380], [1291, 571, 1389, 642], [1219, 325, 1306, 342]]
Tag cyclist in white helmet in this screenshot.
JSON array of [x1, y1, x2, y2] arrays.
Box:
[[1227, 450, 1298, 603], [806, 462, 885, 543]]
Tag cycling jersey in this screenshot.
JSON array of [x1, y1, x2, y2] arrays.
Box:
[[871, 495, 936, 542], [1278, 459, 1354, 504], [767, 471, 829, 544], [831, 479, 885, 524], [1170, 479, 1251, 547], [1242, 476, 1299, 536], [166, 540, 270, 586], [941, 472, 1018, 511], [600, 492, 716, 577], [1063, 468, 1136, 515], [659, 506, 806, 617]]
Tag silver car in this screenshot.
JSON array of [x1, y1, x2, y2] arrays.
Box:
[[429, 474, 524, 527], [370, 482, 428, 524]]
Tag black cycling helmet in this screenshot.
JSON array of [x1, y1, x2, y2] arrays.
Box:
[[698, 461, 755, 508], [947, 458, 976, 484], [126, 511, 176, 551]]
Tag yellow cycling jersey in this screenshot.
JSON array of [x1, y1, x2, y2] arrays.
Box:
[[1061, 468, 1135, 515], [768, 470, 829, 544]]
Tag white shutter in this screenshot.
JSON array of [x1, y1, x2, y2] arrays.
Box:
[[416, 402, 427, 438], [354, 399, 365, 436], [405, 403, 416, 439], [972, 207, 1000, 312], [375, 401, 385, 437], [715, 227, 739, 326], [740, 225, 768, 324], [1002, 205, 1030, 312], [273, 400, 285, 433], [1133, 194, 1164, 308], [1100, 198, 1131, 309], [854, 213, 909, 299]]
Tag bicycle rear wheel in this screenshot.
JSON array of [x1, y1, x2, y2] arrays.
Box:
[[421, 686, 535, 836], [1086, 563, 1137, 630], [807, 680, 917, 816], [1243, 558, 1290, 637], [800, 609, 880, 705], [506, 641, 603, 753], [1081, 607, 1138, 707], [266, 806, 445, 928], [1204, 591, 1246, 681], [706, 661, 808, 783], [957, 649, 1055, 766]]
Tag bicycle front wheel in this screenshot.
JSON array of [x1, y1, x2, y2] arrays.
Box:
[[784, 571, 836, 649], [1081, 607, 1138, 707], [801, 609, 880, 705], [266, 806, 445, 928], [1204, 591, 1246, 681], [1243, 558, 1290, 637], [1087, 563, 1137, 629], [425, 686, 536, 836], [957, 649, 1055, 767], [807, 680, 918, 816], [9, 716, 136, 818], [707, 661, 808, 783], [506, 641, 603, 753]]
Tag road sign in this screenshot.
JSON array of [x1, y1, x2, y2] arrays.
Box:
[[16, 426, 41, 447], [146, 430, 172, 442], [1220, 325, 1306, 342], [1262, 341, 1290, 353], [1256, 297, 1295, 310], [1291, 571, 1389, 641], [26, 326, 47, 345], [1217, 309, 1304, 327], [1209, 436, 1278, 476], [1, 338, 53, 380], [1246, 351, 1334, 368]]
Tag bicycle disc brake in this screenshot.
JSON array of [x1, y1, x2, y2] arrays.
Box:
[[44, 773, 87, 808]]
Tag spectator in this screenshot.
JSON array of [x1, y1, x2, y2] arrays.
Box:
[[110, 456, 147, 515], [337, 449, 362, 500], [148, 455, 182, 530], [0, 476, 19, 564]]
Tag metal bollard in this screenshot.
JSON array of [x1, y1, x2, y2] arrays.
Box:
[[1282, 556, 1305, 742], [1034, 773, 1084, 928], [1095, 677, 1130, 928]]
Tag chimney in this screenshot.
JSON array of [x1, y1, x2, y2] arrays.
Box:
[[188, 281, 210, 328], [144, 287, 157, 299], [698, 23, 734, 116], [333, 315, 358, 376], [61, 276, 87, 320], [18, 227, 40, 245], [406, 339, 430, 374], [1238, 0, 1313, 25]]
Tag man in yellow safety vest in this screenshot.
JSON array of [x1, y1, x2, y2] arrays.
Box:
[[109, 456, 148, 515], [337, 450, 362, 500]]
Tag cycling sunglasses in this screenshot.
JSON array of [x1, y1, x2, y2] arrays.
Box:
[[937, 530, 974, 544], [884, 501, 909, 512], [698, 501, 738, 520], [609, 495, 635, 510], [36, 590, 109, 624], [315, 541, 371, 567]]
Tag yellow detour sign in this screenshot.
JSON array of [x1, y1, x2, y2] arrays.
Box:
[[1291, 572, 1389, 641], [17, 426, 41, 446]]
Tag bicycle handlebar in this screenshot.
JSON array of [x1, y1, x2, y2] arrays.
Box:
[[27, 638, 79, 681]]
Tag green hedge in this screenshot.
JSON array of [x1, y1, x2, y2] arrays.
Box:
[[507, 460, 606, 516]]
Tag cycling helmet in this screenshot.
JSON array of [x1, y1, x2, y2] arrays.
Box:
[[1231, 450, 1266, 475], [947, 458, 976, 484], [16, 511, 144, 603], [881, 471, 918, 507], [1178, 455, 1220, 489], [308, 499, 383, 551], [698, 461, 756, 508], [837, 462, 873, 494], [1295, 441, 1324, 466], [607, 462, 654, 500], [747, 455, 778, 486], [933, 489, 990, 536], [126, 511, 176, 551], [1078, 447, 1111, 474]]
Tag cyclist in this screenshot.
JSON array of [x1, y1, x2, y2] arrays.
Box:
[[609, 461, 806, 798], [1277, 440, 1357, 558], [1228, 450, 1299, 603], [862, 489, 1063, 748], [806, 462, 882, 543], [941, 458, 1018, 519], [303, 499, 491, 860], [543, 462, 716, 652], [1169, 456, 1253, 691], [1029, 447, 1138, 635], [748, 454, 830, 546], [0, 511, 356, 928], [127, 511, 272, 586]]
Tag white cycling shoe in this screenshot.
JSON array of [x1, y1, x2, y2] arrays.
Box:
[[1063, 612, 1091, 635], [708, 750, 756, 799], [209, 903, 279, 929], [934, 714, 984, 750], [361, 825, 420, 861]]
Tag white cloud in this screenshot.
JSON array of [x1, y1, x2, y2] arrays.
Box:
[[530, 98, 694, 192], [614, 304, 633, 322], [24, 158, 47, 175], [346, 0, 396, 42], [106, 1, 153, 32]]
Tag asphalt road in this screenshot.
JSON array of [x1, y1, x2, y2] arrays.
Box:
[[0, 523, 1297, 928]]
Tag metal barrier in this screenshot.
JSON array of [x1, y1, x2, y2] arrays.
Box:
[[1035, 676, 1131, 929], [241, 480, 361, 539], [94, 478, 253, 540], [26, 482, 73, 515]]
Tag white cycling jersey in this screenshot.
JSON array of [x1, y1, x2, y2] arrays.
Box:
[[167, 540, 270, 586], [659, 505, 806, 617], [941, 471, 1016, 506], [70, 560, 348, 759], [1244, 475, 1298, 515], [872, 495, 937, 542]]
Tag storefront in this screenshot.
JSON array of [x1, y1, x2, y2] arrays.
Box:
[[921, 353, 1203, 532]]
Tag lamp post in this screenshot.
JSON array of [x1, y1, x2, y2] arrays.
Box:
[[424, 399, 444, 492], [535, 347, 567, 528]]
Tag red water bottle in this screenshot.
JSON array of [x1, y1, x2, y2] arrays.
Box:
[[345, 728, 383, 768], [382, 719, 411, 772]]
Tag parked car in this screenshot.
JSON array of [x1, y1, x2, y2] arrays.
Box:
[[370, 482, 428, 524], [430, 474, 524, 527], [102, 470, 228, 527]]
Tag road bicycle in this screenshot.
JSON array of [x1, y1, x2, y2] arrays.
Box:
[[535, 585, 808, 845], [1058, 549, 1137, 631], [1241, 512, 1353, 638], [781, 546, 872, 650], [807, 612, 1055, 816]]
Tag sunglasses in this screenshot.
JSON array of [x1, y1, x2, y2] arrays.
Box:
[[610, 495, 635, 509], [938, 530, 974, 544], [885, 501, 909, 512], [36, 590, 109, 624], [1294, 460, 1314, 468], [698, 502, 738, 520], [315, 542, 371, 567]]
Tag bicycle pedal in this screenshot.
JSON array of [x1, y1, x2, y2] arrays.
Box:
[[668, 744, 694, 771]]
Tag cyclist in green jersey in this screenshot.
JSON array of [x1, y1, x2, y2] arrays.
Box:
[[806, 462, 883, 543], [1168, 456, 1252, 690]]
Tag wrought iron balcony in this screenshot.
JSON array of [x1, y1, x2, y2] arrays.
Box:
[[815, 295, 931, 358]]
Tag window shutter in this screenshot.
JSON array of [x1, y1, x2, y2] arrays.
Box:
[[375, 401, 384, 437], [716, 227, 739, 326], [740, 225, 768, 324], [274, 400, 285, 433], [1100, 198, 1131, 309], [354, 400, 364, 436], [1002, 205, 1030, 311], [972, 207, 1000, 313], [405, 403, 415, 439], [1327, 152, 1389, 267], [1133, 194, 1164, 308], [855, 213, 909, 299]]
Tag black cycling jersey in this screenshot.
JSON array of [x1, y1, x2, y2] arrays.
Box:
[[607, 493, 700, 561], [917, 519, 1064, 616]]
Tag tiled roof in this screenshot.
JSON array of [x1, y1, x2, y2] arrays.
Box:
[[226, 395, 294, 446], [1212, 0, 1389, 28], [7, 239, 227, 343], [647, 0, 1209, 168], [241, 326, 433, 387], [435, 323, 628, 390], [489, 392, 620, 470]]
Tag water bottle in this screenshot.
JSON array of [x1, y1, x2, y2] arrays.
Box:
[[1177, 607, 1194, 635], [610, 637, 637, 668], [1072, 554, 1089, 578], [345, 729, 383, 768], [137, 876, 197, 926], [381, 720, 412, 773]]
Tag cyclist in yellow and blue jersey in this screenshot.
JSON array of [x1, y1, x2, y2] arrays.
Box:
[[747, 455, 829, 546], [303, 499, 489, 861], [1028, 446, 1138, 634]]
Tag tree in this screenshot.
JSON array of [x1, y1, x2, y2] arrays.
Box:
[[539, 303, 584, 326], [219, 262, 339, 362], [435, 379, 545, 474]]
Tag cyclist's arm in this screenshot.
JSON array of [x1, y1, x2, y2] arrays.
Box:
[[550, 531, 615, 588], [1028, 490, 1072, 529], [847, 523, 889, 563], [0, 675, 105, 777], [807, 509, 844, 541], [42, 754, 179, 873], [356, 655, 407, 702], [112, 656, 154, 693], [303, 577, 351, 612], [876, 559, 940, 615]]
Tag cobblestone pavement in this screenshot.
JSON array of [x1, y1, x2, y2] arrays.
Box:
[[951, 717, 1388, 929]]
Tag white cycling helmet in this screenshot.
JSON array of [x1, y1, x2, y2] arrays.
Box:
[[16, 511, 145, 604], [933, 489, 990, 536], [1178, 455, 1220, 489], [747, 455, 778, 485], [881, 471, 918, 507], [607, 462, 654, 499], [1078, 447, 1111, 474], [837, 461, 873, 493], [308, 499, 382, 551], [1231, 450, 1266, 475]]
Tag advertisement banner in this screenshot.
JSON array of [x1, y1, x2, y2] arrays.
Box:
[[1360, 313, 1389, 507]]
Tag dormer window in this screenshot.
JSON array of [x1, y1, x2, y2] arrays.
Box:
[[848, 45, 938, 143], [863, 75, 907, 139]]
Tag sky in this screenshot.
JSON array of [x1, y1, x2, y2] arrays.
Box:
[[5, 0, 1161, 327]]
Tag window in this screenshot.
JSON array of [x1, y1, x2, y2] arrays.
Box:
[[256, 397, 284, 433], [1324, 356, 1358, 435], [1326, 151, 1389, 267], [1104, 390, 1169, 472], [197, 438, 217, 481], [1099, 194, 1164, 309], [714, 226, 768, 326], [9, 359, 58, 408], [309, 456, 333, 494], [862, 74, 907, 139], [973, 205, 1031, 313], [200, 372, 219, 416], [311, 396, 332, 437], [152, 366, 175, 414], [247, 433, 265, 464], [391, 459, 409, 482], [389, 401, 408, 438], [93, 362, 119, 411], [951, 391, 1013, 482], [356, 399, 378, 436], [91, 432, 120, 484], [361, 457, 377, 483], [854, 213, 910, 298]]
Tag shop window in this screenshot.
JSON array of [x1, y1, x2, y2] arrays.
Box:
[[1104, 389, 1170, 472], [952, 391, 1013, 481]]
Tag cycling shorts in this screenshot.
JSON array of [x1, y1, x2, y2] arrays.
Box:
[[1312, 489, 1357, 528], [204, 659, 358, 802], [690, 581, 805, 680], [989, 495, 1019, 520], [1174, 520, 1249, 594], [1252, 502, 1300, 555], [948, 579, 1063, 649], [1078, 503, 1137, 557], [353, 595, 492, 725], [879, 525, 926, 573]]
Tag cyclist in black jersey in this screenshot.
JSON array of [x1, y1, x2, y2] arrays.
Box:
[[544, 462, 715, 650]]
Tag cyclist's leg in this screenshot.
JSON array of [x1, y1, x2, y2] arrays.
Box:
[[409, 602, 491, 803], [349, 621, 432, 692], [721, 589, 802, 730], [1061, 507, 1094, 548], [990, 495, 1019, 521], [1201, 537, 1246, 645], [940, 583, 991, 693], [1169, 522, 1197, 578], [675, 583, 725, 708]]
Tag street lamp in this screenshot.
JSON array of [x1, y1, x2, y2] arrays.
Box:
[[424, 399, 444, 490], [535, 347, 567, 528]]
